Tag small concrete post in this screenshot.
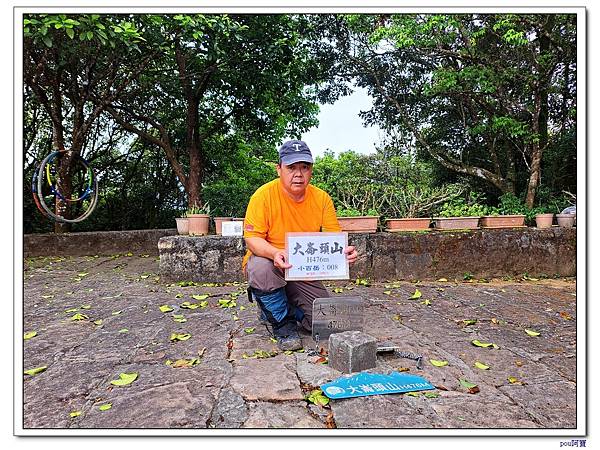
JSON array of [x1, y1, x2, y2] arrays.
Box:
[[328, 331, 377, 373]]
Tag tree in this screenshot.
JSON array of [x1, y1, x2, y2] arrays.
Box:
[[103, 14, 323, 209], [316, 13, 576, 207], [23, 14, 152, 231]]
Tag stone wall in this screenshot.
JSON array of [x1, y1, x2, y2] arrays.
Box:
[[158, 227, 576, 282], [24, 229, 178, 257]]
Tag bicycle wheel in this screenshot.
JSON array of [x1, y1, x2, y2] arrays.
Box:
[[35, 150, 99, 223]]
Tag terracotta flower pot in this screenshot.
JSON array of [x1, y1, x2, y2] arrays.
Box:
[[535, 213, 554, 229], [556, 214, 575, 228], [480, 215, 526, 228], [187, 214, 210, 236], [175, 217, 189, 235], [385, 218, 431, 232], [433, 217, 480, 230], [337, 216, 378, 233]]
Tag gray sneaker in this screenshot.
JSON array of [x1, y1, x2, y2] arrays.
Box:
[[275, 335, 303, 351], [274, 322, 303, 351]]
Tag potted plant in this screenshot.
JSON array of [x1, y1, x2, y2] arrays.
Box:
[[186, 203, 211, 236], [336, 208, 379, 233], [433, 196, 486, 230], [535, 212, 554, 228], [479, 193, 526, 228], [381, 184, 463, 232], [556, 192, 576, 227], [385, 217, 431, 231], [175, 211, 189, 235], [556, 213, 575, 228], [528, 205, 554, 229]]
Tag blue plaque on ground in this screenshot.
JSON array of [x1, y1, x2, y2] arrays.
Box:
[[320, 372, 435, 399]]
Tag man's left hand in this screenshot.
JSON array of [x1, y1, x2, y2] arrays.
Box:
[[344, 246, 358, 265]]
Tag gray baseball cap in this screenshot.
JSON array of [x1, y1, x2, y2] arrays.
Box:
[[278, 140, 314, 166]]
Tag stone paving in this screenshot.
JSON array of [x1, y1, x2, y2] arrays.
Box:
[[22, 254, 577, 430]]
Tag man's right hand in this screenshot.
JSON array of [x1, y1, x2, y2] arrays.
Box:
[[273, 250, 292, 270]]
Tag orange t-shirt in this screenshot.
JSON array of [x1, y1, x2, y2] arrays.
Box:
[[242, 179, 341, 269]]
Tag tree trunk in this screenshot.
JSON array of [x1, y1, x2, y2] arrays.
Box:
[[54, 151, 76, 233], [187, 147, 203, 208], [525, 17, 552, 209]]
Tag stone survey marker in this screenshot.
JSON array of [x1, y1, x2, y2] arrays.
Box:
[[285, 232, 349, 281], [312, 296, 364, 341]]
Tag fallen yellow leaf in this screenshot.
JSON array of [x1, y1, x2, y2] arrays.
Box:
[[24, 331, 37, 340], [429, 359, 448, 367], [409, 289, 422, 299], [24, 366, 47, 376], [170, 333, 192, 342], [110, 372, 138, 386], [471, 340, 499, 349], [508, 376, 526, 385], [70, 313, 88, 321]]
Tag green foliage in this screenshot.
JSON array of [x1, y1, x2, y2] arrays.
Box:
[[438, 193, 488, 217], [337, 208, 379, 217], [318, 13, 577, 207], [495, 193, 527, 215], [534, 187, 573, 214], [312, 149, 465, 219], [202, 140, 278, 217], [24, 14, 145, 49], [306, 388, 329, 406], [186, 204, 210, 216], [487, 191, 570, 225], [23, 13, 577, 232]]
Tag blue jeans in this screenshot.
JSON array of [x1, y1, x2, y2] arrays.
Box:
[[246, 255, 329, 332], [252, 287, 302, 333]]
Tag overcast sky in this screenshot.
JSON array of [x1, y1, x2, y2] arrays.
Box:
[[300, 87, 383, 158]]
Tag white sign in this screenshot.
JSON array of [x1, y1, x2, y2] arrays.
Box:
[[222, 221, 243, 236], [285, 232, 349, 281]]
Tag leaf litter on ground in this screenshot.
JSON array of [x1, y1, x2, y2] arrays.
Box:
[[409, 289, 422, 299], [429, 359, 448, 367], [459, 378, 480, 394], [110, 372, 138, 386], [471, 339, 499, 349], [306, 389, 329, 406], [24, 366, 47, 376], [170, 333, 192, 342], [24, 331, 37, 340]]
